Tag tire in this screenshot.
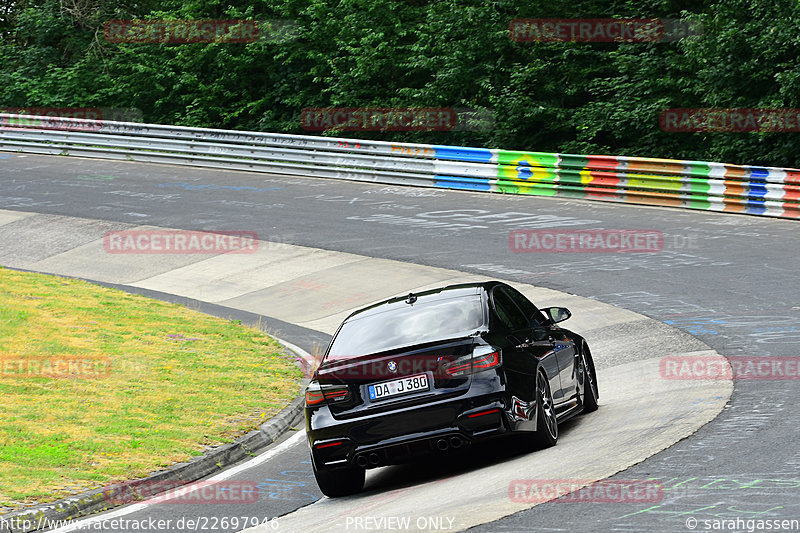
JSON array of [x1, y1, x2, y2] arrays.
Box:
[[533, 370, 558, 448], [311, 456, 365, 498], [579, 343, 599, 413]]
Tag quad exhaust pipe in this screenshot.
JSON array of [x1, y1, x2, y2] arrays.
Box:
[[436, 436, 464, 451], [355, 453, 382, 468], [355, 436, 467, 467]]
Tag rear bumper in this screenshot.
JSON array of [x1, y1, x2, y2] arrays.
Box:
[[307, 388, 509, 469]]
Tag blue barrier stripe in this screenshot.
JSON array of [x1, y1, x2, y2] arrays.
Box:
[[433, 146, 493, 163], [746, 200, 767, 215], [433, 175, 492, 191], [749, 167, 770, 178], [748, 181, 769, 198]]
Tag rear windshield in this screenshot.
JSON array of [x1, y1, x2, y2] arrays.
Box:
[[326, 295, 486, 359]]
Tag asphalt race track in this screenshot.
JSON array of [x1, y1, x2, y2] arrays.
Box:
[[0, 208, 729, 532], [1, 152, 799, 533]]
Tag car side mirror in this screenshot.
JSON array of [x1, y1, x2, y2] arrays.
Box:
[[543, 306, 571, 324]]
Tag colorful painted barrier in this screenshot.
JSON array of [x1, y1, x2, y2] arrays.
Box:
[[1, 113, 798, 219], [434, 149, 800, 219]]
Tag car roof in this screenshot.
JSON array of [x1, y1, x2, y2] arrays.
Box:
[[341, 280, 504, 323]]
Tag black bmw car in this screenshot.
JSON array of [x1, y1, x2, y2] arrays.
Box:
[[305, 280, 598, 497]]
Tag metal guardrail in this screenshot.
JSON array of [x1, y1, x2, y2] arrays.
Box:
[[1, 113, 798, 219]]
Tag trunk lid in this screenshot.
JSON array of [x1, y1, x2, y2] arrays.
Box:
[[316, 336, 477, 419]]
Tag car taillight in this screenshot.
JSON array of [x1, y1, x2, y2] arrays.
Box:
[[305, 383, 351, 406], [443, 346, 501, 377], [315, 440, 344, 449]]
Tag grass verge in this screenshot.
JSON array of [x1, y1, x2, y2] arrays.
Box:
[[0, 267, 303, 509]]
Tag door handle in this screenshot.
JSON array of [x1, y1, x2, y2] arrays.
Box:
[[516, 337, 555, 349]]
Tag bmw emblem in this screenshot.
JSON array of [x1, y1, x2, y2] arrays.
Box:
[[387, 361, 398, 373]]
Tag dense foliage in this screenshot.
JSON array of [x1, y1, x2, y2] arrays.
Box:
[[2, 0, 799, 167]]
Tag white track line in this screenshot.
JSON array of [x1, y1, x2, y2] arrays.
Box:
[[48, 430, 306, 532]]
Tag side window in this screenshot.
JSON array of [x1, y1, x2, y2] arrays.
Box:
[[492, 288, 529, 330], [504, 286, 548, 327]]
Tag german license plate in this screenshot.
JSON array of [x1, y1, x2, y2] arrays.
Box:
[[368, 374, 428, 400]]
